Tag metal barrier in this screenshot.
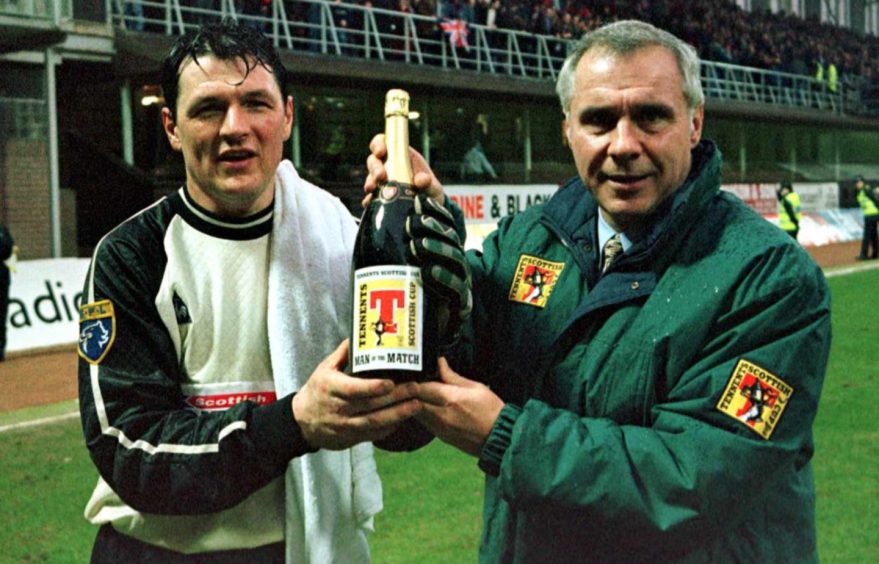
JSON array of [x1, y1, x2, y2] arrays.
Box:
[[3, 0, 851, 114], [108, 0, 569, 79], [702, 62, 845, 114]]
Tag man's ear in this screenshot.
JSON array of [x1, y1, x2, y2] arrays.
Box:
[[162, 107, 182, 152], [689, 105, 705, 148], [283, 95, 294, 142], [563, 115, 572, 147]]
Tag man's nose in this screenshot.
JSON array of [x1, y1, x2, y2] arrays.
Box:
[[220, 105, 248, 140], [608, 119, 641, 161]]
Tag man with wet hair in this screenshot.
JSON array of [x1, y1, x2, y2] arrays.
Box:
[[80, 20, 420, 562]]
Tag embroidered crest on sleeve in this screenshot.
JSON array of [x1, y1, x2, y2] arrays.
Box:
[[78, 300, 116, 365], [716, 359, 794, 440], [508, 255, 565, 308]]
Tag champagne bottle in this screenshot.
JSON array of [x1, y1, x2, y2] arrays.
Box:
[[350, 89, 435, 451]]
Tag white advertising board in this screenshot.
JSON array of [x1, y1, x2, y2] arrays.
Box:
[[446, 182, 850, 250], [721, 182, 839, 213], [6, 258, 90, 353], [445, 184, 559, 249]]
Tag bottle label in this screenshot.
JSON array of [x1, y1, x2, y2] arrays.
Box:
[[352, 265, 423, 373], [379, 180, 415, 203]]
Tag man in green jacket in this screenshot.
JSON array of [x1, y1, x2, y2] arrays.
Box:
[[367, 20, 830, 563]]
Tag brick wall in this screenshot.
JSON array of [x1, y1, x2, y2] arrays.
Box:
[[1, 138, 51, 259]]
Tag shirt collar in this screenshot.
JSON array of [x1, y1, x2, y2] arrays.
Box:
[[597, 209, 633, 254]]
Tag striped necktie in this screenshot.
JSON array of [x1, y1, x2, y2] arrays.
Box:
[[602, 234, 623, 274]]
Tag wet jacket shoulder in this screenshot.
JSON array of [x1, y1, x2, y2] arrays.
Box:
[[458, 141, 831, 563]]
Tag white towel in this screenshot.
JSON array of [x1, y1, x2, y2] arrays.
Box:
[[267, 160, 383, 563]]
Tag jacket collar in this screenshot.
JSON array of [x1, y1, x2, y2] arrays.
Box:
[[543, 140, 722, 270]]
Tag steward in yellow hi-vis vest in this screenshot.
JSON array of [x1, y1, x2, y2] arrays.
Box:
[[777, 181, 802, 241], [856, 176, 879, 259]]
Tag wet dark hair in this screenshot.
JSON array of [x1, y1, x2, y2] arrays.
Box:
[[160, 18, 288, 120]]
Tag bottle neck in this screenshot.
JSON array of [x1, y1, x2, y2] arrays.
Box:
[[384, 114, 412, 184]]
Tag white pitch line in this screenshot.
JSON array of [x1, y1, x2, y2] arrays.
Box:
[[0, 411, 79, 434], [824, 261, 879, 278]]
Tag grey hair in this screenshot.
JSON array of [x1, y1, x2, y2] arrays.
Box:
[[556, 20, 704, 119]]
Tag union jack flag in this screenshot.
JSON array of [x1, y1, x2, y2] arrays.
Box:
[[440, 18, 469, 50]]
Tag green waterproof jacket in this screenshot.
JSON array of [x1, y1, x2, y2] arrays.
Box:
[[455, 141, 831, 563]]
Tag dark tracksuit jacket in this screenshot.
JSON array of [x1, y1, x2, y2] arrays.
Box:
[[78, 189, 315, 557], [455, 141, 831, 563]]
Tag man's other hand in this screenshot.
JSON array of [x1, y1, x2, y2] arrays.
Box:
[[292, 340, 422, 450], [416, 358, 504, 457]]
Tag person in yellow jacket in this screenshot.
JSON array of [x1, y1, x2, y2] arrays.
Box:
[[827, 62, 838, 93], [777, 180, 801, 241], [856, 176, 879, 260]]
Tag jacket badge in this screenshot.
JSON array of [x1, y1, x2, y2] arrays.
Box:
[[716, 359, 793, 440], [78, 300, 116, 365], [508, 255, 565, 308]]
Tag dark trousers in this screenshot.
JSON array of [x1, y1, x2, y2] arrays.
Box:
[[0, 269, 8, 361], [861, 215, 879, 259], [91, 524, 285, 563]]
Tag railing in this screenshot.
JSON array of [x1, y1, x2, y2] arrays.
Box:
[[853, 80, 879, 117], [5, 0, 851, 115], [108, 0, 568, 80], [0, 97, 47, 140], [702, 62, 845, 113]]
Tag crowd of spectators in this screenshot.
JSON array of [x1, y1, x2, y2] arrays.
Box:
[[333, 0, 878, 86], [130, 0, 879, 90]]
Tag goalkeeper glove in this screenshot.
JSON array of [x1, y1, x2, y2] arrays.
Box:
[[405, 194, 472, 346]]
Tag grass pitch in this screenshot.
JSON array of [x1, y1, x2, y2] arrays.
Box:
[[0, 268, 876, 562]]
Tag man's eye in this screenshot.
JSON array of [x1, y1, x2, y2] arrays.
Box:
[[192, 105, 222, 117], [580, 114, 614, 132], [636, 108, 671, 128]]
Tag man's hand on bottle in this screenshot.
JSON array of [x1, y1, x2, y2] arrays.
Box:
[[364, 134, 444, 207], [292, 340, 423, 450], [364, 134, 473, 345], [416, 358, 504, 458]]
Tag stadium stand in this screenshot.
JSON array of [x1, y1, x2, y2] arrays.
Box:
[[2, 0, 879, 262], [295, 1, 879, 90]]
